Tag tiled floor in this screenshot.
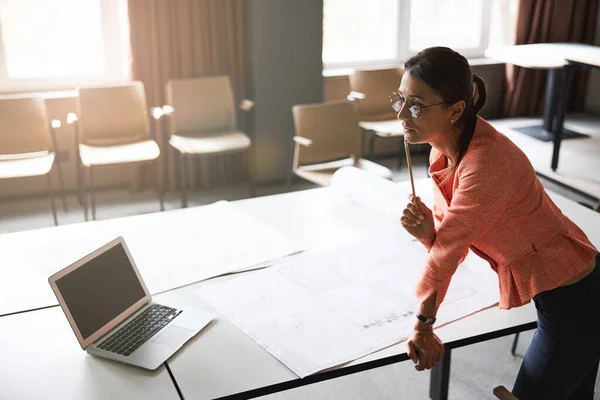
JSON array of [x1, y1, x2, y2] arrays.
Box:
[[490, 113, 600, 201]]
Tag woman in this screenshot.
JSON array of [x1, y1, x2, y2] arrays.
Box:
[[396, 47, 599, 399]]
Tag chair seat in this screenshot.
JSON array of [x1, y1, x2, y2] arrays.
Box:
[[169, 130, 251, 156], [0, 152, 55, 179], [79, 140, 160, 167], [359, 119, 405, 137], [295, 157, 393, 187]]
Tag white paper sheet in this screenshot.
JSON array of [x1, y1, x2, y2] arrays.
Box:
[[125, 201, 305, 293], [0, 243, 57, 315], [330, 166, 434, 220], [198, 236, 499, 377], [330, 167, 407, 220], [11, 201, 305, 296]]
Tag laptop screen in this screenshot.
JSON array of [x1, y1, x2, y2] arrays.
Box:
[[54, 242, 147, 340]]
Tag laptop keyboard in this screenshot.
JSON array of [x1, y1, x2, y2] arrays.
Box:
[[97, 304, 182, 357]]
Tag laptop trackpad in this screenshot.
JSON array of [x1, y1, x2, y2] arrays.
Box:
[[151, 326, 193, 347]]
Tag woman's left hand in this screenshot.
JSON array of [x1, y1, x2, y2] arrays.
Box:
[[406, 327, 445, 371]]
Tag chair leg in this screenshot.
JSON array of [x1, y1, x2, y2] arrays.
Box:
[[80, 163, 89, 222], [89, 166, 96, 220], [76, 142, 85, 207], [369, 133, 376, 161], [360, 129, 366, 159], [286, 142, 296, 189], [155, 158, 165, 211], [76, 158, 83, 206], [179, 153, 188, 208], [46, 173, 58, 226], [55, 160, 68, 212], [247, 148, 256, 198], [511, 333, 519, 356]]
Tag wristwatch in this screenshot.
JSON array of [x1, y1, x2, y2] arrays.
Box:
[[416, 313, 437, 326]]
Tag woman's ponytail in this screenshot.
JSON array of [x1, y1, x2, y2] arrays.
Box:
[[472, 74, 487, 115]]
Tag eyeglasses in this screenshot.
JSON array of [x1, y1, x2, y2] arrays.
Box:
[[389, 92, 452, 119]]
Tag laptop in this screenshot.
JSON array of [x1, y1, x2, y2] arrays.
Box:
[[49, 236, 214, 370]]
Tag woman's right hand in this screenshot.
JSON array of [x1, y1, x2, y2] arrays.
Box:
[[407, 326, 445, 371], [400, 196, 435, 247]]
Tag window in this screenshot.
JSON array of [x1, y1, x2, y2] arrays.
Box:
[[323, 0, 519, 69], [322, 0, 399, 66], [0, 0, 130, 92]]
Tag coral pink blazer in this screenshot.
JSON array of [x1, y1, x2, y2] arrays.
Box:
[[417, 117, 597, 309]]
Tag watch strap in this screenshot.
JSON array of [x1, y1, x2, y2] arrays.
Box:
[[416, 313, 436, 326]]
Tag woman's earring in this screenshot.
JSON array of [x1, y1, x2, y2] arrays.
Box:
[[451, 119, 455, 123]]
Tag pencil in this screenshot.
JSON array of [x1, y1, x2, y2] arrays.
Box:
[[404, 137, 417, 200]]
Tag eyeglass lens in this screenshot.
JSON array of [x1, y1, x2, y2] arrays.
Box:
[[390, 93, 420, 118]]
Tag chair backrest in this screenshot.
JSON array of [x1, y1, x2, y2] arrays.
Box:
[[167, 76, 236, 135], [348, 68, 404, 121], [77, 82, 150, 146], [0, 97, 51, 155], [292, 100, 362, 166]]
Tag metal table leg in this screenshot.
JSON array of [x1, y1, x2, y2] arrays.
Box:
[[542, 69, 560, 132], [429, 349, 451, 400], [551, 65, 574, 171]]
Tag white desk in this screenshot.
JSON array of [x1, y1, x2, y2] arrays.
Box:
[[0, 305, 180, 399], [486, 43, 600, 171], [166, 182, 600, 400], [2, 180, 598, 400], [485, 43, 574, 69], [564, 52, 600, 68]]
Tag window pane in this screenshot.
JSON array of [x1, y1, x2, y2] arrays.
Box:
[[488, 0, 519, 48], [0, 0, 106, 79], [323, 0, 398, 65], [409, 0, 484, 52]]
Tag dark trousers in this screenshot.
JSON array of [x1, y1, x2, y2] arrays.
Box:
[[513, 253, 600, 400]]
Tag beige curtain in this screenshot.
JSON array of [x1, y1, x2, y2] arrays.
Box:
[[128, 0, 247, 191]]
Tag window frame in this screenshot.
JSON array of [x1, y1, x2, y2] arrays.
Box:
[[0, 0, 130, 94], [323, 0, 497, 70]]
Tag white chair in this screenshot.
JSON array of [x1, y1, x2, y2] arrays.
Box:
[[291, 100, 392, 187], [69, 82, 164, 220], [0, 97, 66, 226], [164, 76, 255, 208]]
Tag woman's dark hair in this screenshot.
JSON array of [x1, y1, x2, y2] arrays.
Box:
[[404, 46, 487, 171]]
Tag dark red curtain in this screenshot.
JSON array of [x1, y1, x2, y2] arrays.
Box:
[[503, 0, 599, 117]]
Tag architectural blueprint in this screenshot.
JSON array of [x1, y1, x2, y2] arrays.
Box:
[[198, 235, 499, 377]]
